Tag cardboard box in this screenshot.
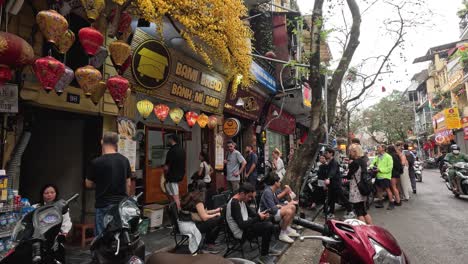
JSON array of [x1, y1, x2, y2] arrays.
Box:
[[143, 204, 165, 228]]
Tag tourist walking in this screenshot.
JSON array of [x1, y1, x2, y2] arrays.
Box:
[[372, 145, 395, 210], [164, 134, 186, 209], [348, 144, 373, 224], [387, 145, 402, 207]]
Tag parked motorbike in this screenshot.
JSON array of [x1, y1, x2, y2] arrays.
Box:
[[294, 217, 410, 264], [90, 192, 145, 264], [0, 193, 79, 264], [299, 167, 320, 208], [445, 162, 468, 198], [424, 158, 438, 169], [414, 160, 423, 182]]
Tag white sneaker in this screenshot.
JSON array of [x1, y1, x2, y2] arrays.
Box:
[[279, 233, 294, 243], [344, 211, 356, 219], [287, 228, 300, 238], [291, 224, 304, 230]]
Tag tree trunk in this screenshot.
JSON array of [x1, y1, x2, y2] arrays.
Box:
[[327, 0, 361, 127], [283, 0, 325, 193]]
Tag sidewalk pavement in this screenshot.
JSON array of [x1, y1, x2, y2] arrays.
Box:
[[66, 224, 297, 264]]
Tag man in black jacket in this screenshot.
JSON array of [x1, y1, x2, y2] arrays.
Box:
[[226, 183, 281, 264], [324, 148, 355, 219], [164, 134, 186, 209]]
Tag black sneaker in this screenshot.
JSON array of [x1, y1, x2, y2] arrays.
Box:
[[394, 201, 402, 206], [413, 190, 417, 194], [375, 201, 384, 208], [387, 202, 395, 210]]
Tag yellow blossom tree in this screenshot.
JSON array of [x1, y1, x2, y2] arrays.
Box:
[[118, 0, 253, 86]]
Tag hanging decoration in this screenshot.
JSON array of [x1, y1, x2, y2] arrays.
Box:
[[89, 46, 108, 68], [34, 56, 66, 93], [197, 113, 209, 128], [78, 27, 104, 56], [106, 75, 130, 108], [118, 12, 132, 35], [207, 115, 218, 129], [118, 55, 132, 75], [55, 29, 75, 54], [80, 0, 105, 21], [36, 10, 68, 44], [75, 65, 102, 97], [185, 111, 199, 128], [90, 81, 106, 105], [54, 66, 74, 95], [169, 107, 184, 125], [109, 40, 131, 69], [154, 104, 170, 123], [136, 100, 154, 120], [0, 32, 34, 85]]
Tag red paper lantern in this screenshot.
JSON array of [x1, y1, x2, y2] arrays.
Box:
[[0, 32, 34, 85], [78, 27, 104, 56], [185, 111, 199, 128], [154, 104, 170, 123], [34, 56, 65, 92], [207, 115, 218, 129], [106, 75, 130, 107], [118, 12, 132, 35], [0, 66, 12, 86]]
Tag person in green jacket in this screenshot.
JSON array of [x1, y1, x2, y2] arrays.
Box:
[[444, 144, 468, 192], [371, 145, 395, 210]]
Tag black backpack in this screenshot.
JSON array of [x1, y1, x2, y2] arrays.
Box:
[[352, 162, 373, 196]]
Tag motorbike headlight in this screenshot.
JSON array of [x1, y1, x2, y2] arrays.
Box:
[[370, 238, 406, 264], [120, 200, 141, 228]]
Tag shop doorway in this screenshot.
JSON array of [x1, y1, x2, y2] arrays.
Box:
[[19, 107, 102, 223], [144, 125, 188, 204]]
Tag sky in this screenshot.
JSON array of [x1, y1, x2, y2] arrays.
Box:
[[297, 0, 462, 107]]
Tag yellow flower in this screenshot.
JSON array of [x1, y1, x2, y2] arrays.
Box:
[[133, 0, 253, 85]]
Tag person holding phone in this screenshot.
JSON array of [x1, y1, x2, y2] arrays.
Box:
[[226, 183, 281, 264], [259, 172, 299, 244]]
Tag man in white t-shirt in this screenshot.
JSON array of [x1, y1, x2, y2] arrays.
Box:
[[224, 141, 247, 192]]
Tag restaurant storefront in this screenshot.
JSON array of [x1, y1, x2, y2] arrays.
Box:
[[126, 29, 229, 204]]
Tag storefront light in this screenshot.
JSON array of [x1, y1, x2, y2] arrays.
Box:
[[261, 130, 267, 144], [154, 104, 170, 123], [185, 111, 199, 128], [208, 115, 218, 129], [197, 113, 209, 128], [169, 107, 184, 125], [136, 100, 153, 120]]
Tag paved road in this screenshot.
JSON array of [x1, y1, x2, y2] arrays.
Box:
[[280, 169, 468, 264]]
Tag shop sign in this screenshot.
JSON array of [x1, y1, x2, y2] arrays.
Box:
[[223, 118, 241, 137], [250, 61, 276, 93], [302, 83, 311, 108], [224, 83, 266, 120], [0, 84, 18, 113], [127, 29, 228, 115], [463, 117, 468, 140], [131, 39, 170, 89], [435, 129, 454, 145], [444, 107, 462, 129], [266, 104, 296, 135]]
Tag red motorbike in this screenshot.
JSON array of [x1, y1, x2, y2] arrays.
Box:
[[294, 217, 409, 264]]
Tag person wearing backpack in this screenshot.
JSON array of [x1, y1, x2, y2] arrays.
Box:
[[164, 134, 186, 209], [348, 144, 373, 225]]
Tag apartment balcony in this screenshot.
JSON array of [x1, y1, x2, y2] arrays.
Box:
[[460, 13, 468, 40]]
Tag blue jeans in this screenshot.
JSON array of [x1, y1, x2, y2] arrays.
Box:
[[95, 205, 114, 236]]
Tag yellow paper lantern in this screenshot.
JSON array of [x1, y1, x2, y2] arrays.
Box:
[[169, 107, 184, 125], [207, 115, 218, 129], [197, 113, 209, 128], [137, 100, 154, 120]]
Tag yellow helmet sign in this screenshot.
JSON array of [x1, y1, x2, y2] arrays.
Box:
[[132, 40, 170, 89]]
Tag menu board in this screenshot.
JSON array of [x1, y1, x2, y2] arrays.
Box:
[[215, 132, 224, 170], [118, 138, 137, 172]]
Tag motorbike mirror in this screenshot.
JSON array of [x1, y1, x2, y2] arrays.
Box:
[[66, 193, 80, 205], [299, 235, 341, 244]]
